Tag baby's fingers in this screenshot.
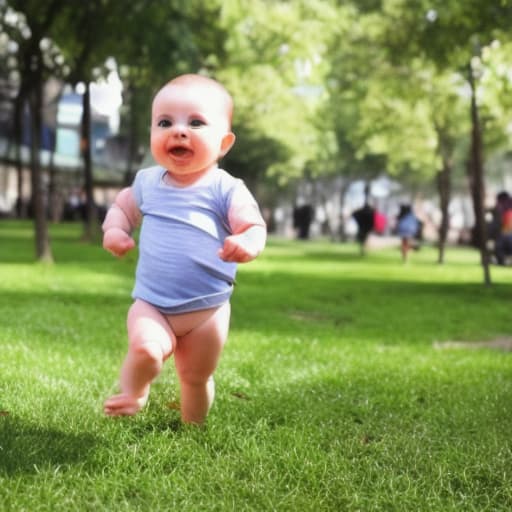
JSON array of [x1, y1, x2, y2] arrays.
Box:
[[218, 245, 236, 261], [218, 242, 251, 263]]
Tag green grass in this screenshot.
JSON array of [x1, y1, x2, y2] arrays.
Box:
[[1, 220, 512, 511]]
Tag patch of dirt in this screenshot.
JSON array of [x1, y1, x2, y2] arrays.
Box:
[[433, 337, 512, 352]]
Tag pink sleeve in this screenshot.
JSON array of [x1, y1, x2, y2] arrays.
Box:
[[228, 182, 266, 234]]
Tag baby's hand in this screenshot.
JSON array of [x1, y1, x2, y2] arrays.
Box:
[[218, 227, 265, 263], [218, 233, 254, 263], [103, 227, 135, 257]]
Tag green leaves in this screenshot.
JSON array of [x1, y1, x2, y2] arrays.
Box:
[[2, 0, 511, 191]]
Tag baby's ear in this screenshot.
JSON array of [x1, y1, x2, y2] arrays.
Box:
[[220, 132, 236, 157]]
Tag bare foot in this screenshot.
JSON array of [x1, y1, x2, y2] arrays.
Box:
[[104, 393, 148, 416]]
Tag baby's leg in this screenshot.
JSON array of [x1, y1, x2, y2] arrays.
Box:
[[172, 302, 231, 424], [104, 299, 175, 416]]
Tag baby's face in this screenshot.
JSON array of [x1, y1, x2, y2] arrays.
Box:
[[150, 83, 234, 184]]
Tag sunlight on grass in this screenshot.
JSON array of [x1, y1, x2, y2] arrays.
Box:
[[1, 222, 511, 511]]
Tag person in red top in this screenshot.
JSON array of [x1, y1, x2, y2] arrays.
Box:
[[494, 191, 512, 265]]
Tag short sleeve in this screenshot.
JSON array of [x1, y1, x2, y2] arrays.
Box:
[[131, 170, 144, 207], [228, 182, 266, 234]]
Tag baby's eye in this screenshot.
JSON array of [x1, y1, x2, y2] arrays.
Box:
[[157, 119, 172, 128], [190, 119, 206, 128]]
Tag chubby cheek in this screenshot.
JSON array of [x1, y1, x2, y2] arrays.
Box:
[[196, 136, 222, 161], [150, 133, 167, 163]]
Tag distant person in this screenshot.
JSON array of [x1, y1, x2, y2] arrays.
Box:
[[396, 204, 420, 262], [102, 74, 266, 424], [352, 203, 375, 254], [62, 188, 83, 221], [293, 203, 314, 239], [493, 191, 512, 265], [373, 209, 387, 235]]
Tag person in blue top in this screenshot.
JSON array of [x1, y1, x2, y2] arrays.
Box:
[[396, 204, 420, 262], [102, 74, 267, 424]]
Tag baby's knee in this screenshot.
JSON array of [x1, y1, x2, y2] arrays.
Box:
[[131, 339, 169, 364], [178, 368, 213, 388]]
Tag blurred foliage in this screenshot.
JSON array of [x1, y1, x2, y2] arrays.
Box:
[[0, 0, 511, 197]]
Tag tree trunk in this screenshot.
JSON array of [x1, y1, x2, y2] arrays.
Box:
[[123, 83, 137, 186], [29, 79, 53, 263], [48, 130, 61, 223], [337, 179, 352, 242], [13, 92, 26, 218], [48, 88, 63, 223], [436, 159, 451, 264], [468, 64, 491, 285], [81, 82, 98, 241]]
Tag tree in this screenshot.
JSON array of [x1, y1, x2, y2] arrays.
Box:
[[51, 0, 139, 241], [322, 6, 439, 238], [217, 0, 338, 184], [3, 0, 231, 248], [375, 0, 512, 283], [2, 0, 68, 262], [357, 64, 470, 263], [323, 0, 512, 275]]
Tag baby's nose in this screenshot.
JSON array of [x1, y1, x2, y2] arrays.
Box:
[[172, 124, 187, 138]]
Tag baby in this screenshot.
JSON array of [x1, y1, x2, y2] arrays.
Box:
[[102, 74, 266, 424]]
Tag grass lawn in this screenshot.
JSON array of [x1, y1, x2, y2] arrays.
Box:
[[1, 220, 512, 511]]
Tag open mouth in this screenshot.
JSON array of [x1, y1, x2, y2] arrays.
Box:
[[169, 146, 192, 157]]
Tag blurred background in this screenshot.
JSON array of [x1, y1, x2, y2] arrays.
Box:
[[0, 0, 511, 270]]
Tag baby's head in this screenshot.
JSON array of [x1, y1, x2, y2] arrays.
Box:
[[150, 74, 236, 181], [168, 74, 233, 125], [151, 74, 234, 134]]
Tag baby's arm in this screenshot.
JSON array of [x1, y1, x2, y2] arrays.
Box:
[[102, 187, 141, 257], [218, 184, 267, 263]]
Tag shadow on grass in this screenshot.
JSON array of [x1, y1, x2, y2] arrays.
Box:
[[0, 271, 510, 348], [231, 271, 512, 340], [1, 220, 511, 346], [0, 416, 98, 475]]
